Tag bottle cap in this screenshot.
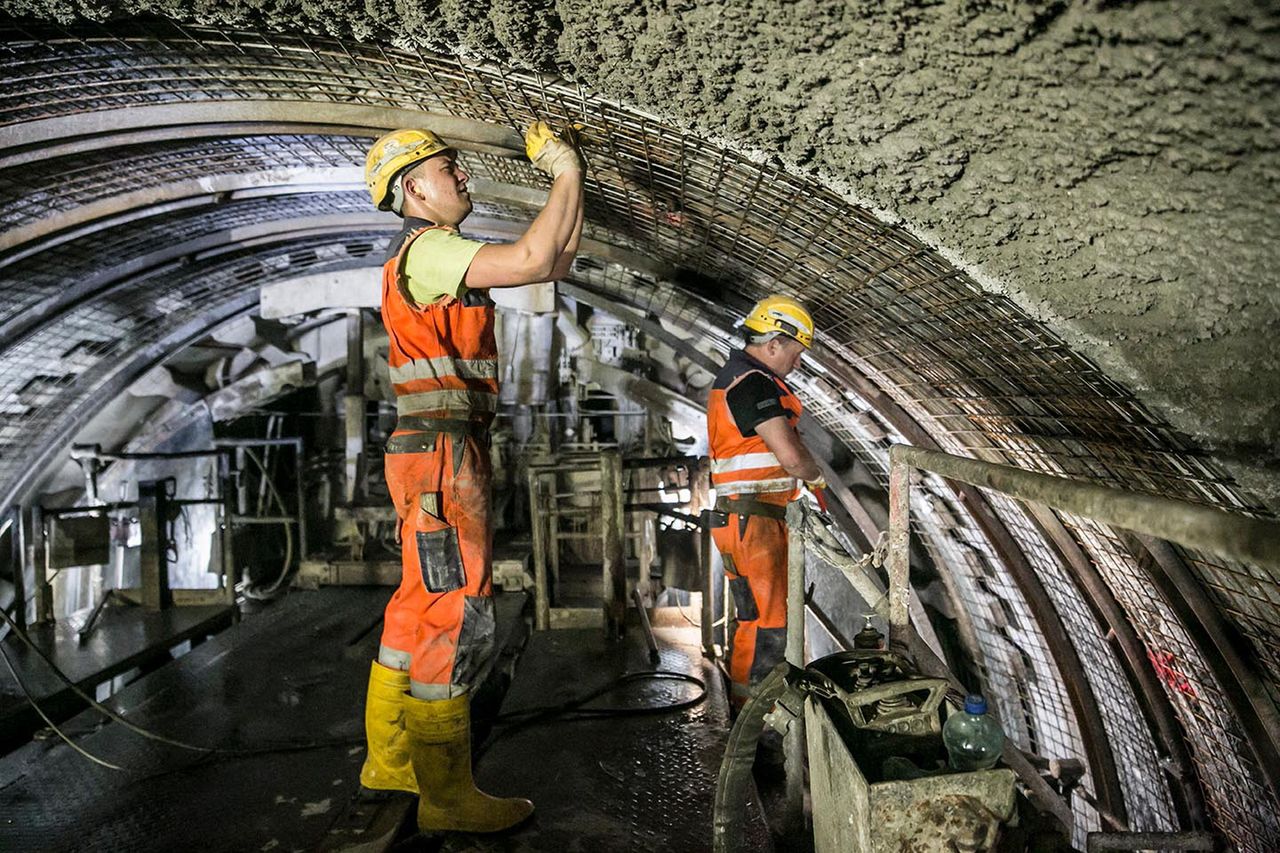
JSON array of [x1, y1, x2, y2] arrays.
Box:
[[964, 694, 987, 714]]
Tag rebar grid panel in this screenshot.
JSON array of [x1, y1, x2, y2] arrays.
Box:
[[0, 19, 1275, 841], [982, 492, 1180, 833], [569, 268, 1110, 841], [0, 191, 373, 326], [1060, 515, 1280, 850], [1173, 547, 1280, 708], [0, 135, 367, 229], [793, 373, 1104, 843], [0, 233, 388, 503]]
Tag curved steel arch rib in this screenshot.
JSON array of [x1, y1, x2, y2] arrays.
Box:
[[1, 19, 1276, 845]]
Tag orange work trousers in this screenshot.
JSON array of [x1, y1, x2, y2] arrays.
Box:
[[379, 430, 495, 691], [711, 500, 789, 707]]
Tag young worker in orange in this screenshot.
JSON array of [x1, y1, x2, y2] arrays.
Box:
[[359, 123, 584, 833], [707, 296, 826, 707]]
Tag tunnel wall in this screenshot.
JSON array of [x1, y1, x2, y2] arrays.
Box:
[[4, 0, 1276, 509], [0, 18, 1276, 848]]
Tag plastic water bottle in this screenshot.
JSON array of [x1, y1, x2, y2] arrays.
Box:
[[943, 694, 1004, 771]]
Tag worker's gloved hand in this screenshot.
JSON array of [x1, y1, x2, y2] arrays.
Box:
[[804, 476, 829, 512], [525, 121, 585, 179]]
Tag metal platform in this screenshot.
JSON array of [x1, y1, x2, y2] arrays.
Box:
[[0, 603, 233, 752], [0, 589, 765, 852], [0, 588, 404, 852], [455, 617, 772, 853]]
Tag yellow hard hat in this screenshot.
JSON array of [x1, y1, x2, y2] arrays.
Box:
[[742, 295, 814, 348], [365, 129, 451, 211]]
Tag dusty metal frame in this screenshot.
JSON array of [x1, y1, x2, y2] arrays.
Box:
[[2, 19, 1274, 841], [887, 443, 1280, 812]]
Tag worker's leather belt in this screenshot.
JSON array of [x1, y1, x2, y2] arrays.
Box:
[[713, 496, 787, 520], [385, 417, 489, 455]]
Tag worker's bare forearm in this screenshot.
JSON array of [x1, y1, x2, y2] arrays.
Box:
[[523, 169, 583, 272], [782, 447, 822, 483], [550, 190, 585, 280], [756, 417, 822, 482], [466, 169, 583, 287]]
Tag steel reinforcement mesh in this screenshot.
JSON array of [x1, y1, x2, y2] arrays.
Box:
[[982, 492, 1180, 834], [0, 191, 372, 326], [0, 234, 388, 502], [572, 269, 1110, 842], [1, 17, 1277, 846], [1060, 516, 1280, 849], [0, 135, 367, 230]]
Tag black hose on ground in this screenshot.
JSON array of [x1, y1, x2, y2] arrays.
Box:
[[712, 662, 793, 853], [475, 669, 707, 759]]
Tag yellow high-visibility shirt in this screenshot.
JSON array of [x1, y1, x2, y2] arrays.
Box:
[[403, 227, 485, 305]]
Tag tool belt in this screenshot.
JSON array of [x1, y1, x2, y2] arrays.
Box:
[[713, 495, 787, 521], [384, 417, 489, 455]]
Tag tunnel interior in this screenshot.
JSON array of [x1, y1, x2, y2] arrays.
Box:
[[0, 8, 1277, 853]]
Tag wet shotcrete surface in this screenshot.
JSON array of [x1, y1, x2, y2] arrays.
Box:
[[5, 1, 1276, 503]]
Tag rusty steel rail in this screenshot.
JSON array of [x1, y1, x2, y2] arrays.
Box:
[[887, 442, 1280, 814], [888, 445, 1280, 572]]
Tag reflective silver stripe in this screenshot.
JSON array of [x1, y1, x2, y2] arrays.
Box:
[[713, 477, 797, 495], [396, 389, 498, 414], [409, 680, 468, 699], [710, 452, 781, 475], [377, 645, 411, 671], [388, 357, 498, 384]]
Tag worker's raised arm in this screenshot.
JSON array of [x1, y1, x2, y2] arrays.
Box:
[[549, 182, 585, 281], [754, 416, 822, 483], [465, 123, 585, 289]]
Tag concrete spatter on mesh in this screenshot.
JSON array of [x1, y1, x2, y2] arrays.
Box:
[[4, 0, 1277, 508]]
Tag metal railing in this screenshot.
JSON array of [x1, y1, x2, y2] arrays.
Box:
[[883, 443, 1280, 813]]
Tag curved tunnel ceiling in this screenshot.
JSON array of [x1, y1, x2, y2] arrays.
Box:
[[0, 16, 1277, 849]]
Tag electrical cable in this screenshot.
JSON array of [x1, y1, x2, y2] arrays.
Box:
[[0, 603, 372, 777], [0, 638, 123, 771], [0, 604, 214, 761], [476, 669, 706, 759], [239, 445, 295, 601], [2, 598, 706, 777]]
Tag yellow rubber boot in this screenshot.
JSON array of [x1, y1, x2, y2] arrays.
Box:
[[403, 691, 534, 833], [359, 661, 418, 794]]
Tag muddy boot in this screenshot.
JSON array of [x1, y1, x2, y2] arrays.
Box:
[[403, 691, 533, 833], [359, 661, 418, 794]]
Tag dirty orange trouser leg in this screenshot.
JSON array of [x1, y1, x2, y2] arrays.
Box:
[[378, 432, 495, 693], [711, 510, 789, 707]]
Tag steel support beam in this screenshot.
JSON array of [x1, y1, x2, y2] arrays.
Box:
[[0, 214, 392, 346], [0, 293, 259, 514], [890, 445, 1280, 574], [812, 346, 1131, 821], [0, 102, 525, 168], [0, 168, 361, 255], [1128, 534, 1280, 808], [600, 450, 627, 640], [136, 481, 173, 611], [1029, 506, 1206, 826], [343, 311, 366, 505], [892, 443, 1280, 812], [783, 499, 808, 835]]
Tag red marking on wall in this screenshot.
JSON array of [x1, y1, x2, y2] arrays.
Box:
[[1148, 647, 1199, 700]]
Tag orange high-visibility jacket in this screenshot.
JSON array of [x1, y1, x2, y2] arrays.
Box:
[[380, 225, 499, 421], [707, 350, 803, 499]]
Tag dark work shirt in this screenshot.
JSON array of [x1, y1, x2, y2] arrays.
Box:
[[385, 217, 434, 262], [713, 349, 786, 437]]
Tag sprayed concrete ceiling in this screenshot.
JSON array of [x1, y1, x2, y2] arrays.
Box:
[[2, 3, 1280, 846], [4, 0, 1278, 507]]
